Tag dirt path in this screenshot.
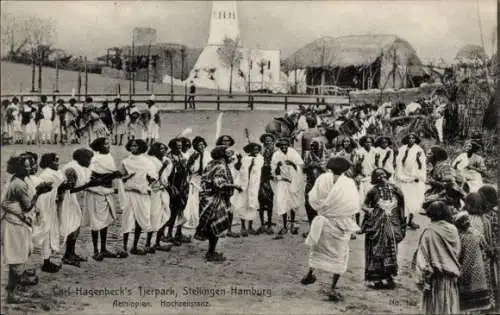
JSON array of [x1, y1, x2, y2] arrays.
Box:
[[2, 217, 425, 315]]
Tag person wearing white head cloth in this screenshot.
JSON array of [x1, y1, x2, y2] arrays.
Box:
[[146, 96, 160, 147], [21, 99, 37, 145], [127, 107, 142, 141], [301, 157, 361, 302], [38, 100, 55, 144], [395, 133, 426, 230]]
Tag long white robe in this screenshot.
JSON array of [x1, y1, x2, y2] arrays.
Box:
[[376, 147, 395, 180], [120, 154, 156, 233], [39, 104, 54, 140], [146, 155, 173, 232], [355, 147, 377, 207], [305, 173, 361, 274], [271, 147, 304, 215], [184, 150, 211, 231], [395, 144, 427, 215], [59, 161, 92, 243], [35, 168, 65, 257], [232, 154, 264, 221]]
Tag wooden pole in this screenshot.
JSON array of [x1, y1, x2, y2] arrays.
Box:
[[132, 37, 135, 94], [31, 48, 36, 92], [146, 44, 151, 91], [38, 47, 43, 93], [77, 56, 82, 101], [55, 57, 60, 92], [84, 56, 88, 97], [392, 48, 397, 89]]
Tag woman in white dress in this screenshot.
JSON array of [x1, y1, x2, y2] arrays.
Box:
[[185, 136, 211, 233], [21, 100, 37, 145], [452, 140, 486, 193], [271, 137, 304, 239], [146, 142, 173, 251], [395, 133, 427, 230], [354, 135, 378, 226], [374, 136, 395, 181], [120, 139, 156, 255]]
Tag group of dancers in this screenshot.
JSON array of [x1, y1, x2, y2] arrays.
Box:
[[1, 100, 498, 314], [2, 95, 160, 146]]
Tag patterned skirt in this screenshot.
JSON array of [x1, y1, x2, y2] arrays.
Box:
[[195, 194, 229, 240], [421, 274, 460, 315]]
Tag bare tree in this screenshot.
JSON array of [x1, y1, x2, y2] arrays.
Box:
[[164, 49, 175, 100], [217, 36, 242, 94]]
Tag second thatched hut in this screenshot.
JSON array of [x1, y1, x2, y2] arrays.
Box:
[[285, 34, 425, 91]]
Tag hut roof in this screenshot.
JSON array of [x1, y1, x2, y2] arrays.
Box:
[[455, 44, 487, 61], [285, 34, 422, 69]]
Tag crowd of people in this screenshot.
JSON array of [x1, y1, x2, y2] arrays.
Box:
[[2, 95, 160, 146], [1, 95, 498, 315]]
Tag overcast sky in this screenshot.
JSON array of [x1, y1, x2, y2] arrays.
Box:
[[1, 0, 496, 62]]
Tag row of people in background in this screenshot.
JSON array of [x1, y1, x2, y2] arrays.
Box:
[[1, 96, 161, 146]]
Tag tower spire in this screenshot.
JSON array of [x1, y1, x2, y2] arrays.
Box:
[[207, 1, 240, 46]]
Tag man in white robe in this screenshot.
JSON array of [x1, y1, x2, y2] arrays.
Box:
[[301, 157, 361, 302], [232, 142, 264, 236], [271, 137, 304, 239], [354, 135, 377, 226], [395, 133, 426, 230]]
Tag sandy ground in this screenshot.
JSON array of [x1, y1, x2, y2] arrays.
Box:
[[1, 216, 426, 315]]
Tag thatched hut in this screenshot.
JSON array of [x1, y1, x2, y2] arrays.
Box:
[[285, 34, 424, 91], [456, 44, 487, 62]]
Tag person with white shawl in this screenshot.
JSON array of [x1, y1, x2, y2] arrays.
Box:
[[58, 148, 95, 267], [452, 140, 486, 193], [185, 136, 211, 233], [120, 139, 157, 255], [21, 100, 37, 145], [232, 142, 264, 236], [146, 99, 160, 146], [1, 155, 52, 304], [38, 102, 55, 144], [354, 135, 378, 227], [395, 133, 427, 230], [271, 137, 304, 239], [85, 137, 126, 261], [36, 153, 66, 273], [374, 136, 395, 181], [146, 142, 174, 251], [6, 97, 23, 144], [301, 157, 361, 302]]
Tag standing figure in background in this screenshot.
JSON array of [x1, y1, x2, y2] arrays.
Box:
[[54, 99, 67, 144], [188, 81, 196, 109], [395, 133, 426, 230], [38, 100, 55, 144], [258, 133, 277, 235], [127, 108, 142, 141], [354, 135, 378, 228], [21, 100, 37, 145], [374, 136, 395, 181], [65, 98, 80, 144], [6, 98, 22, 144], [411, 201, 460, 315], [113, 98, 128, 146], [452, 140, 486, 193], [99, 100, 114, 140], [146, 99, 160, 146], [334, 137, 357, 178]]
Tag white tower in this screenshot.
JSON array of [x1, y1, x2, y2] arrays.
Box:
[[183, 1, 247, 92], [207, 1, 241, 46]]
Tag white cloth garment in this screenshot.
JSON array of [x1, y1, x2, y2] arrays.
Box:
[[39, 104, 54, 140], [59, 161, 92, 243], [305, 173, 361, 274], [232, 154, 264, 221], [376, 147, 395, 180], [35, 168, 65, 255], [452, 153, 484, 193], [184, 150, 211, 230], [271, 148, 304, 215], [395, 144, 427, 215], [120, 154, 156, 233], [146, 155, 172, 232], [355, 147, 378, 207]]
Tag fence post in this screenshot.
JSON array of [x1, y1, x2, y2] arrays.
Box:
[[184, 84, 188, 110], [20, 95, 24, 104], [250, 95, 254, 111], [284, 96, 288, 111], [52, 94, 56, 105], [217, 95, 221, 111], [316, 97, 320, 106]]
